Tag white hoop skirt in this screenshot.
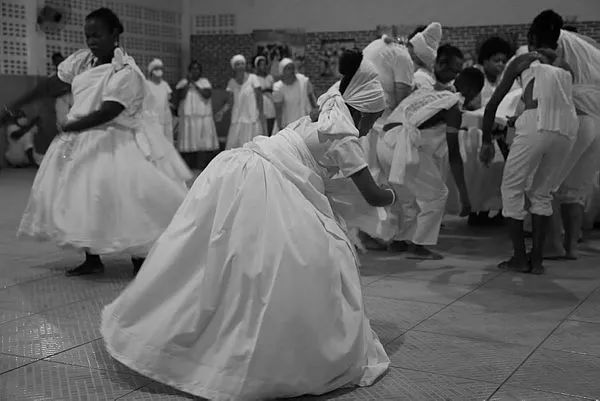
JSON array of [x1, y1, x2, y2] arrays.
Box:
[[17, 128, 187, 255], [101, 135, 389, 400]]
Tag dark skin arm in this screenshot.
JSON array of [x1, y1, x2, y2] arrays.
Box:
[[1, 75, 70, 125], [10, 116, 41, 140], [350, 167, 395, 207], [62, 101, 125, 133], [444, 105, 471, 216]]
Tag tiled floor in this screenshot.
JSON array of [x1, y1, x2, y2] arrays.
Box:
[[1, 168, 600, 401]]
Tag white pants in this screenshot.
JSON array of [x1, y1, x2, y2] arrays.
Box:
[[395, 146, 448, 246], [502, 110, 574, 220], [556, 115, 600, 205]]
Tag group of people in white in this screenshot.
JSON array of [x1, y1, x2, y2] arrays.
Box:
[[0, 5, 599, 400]]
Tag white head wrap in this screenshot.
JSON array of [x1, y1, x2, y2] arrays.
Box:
[[278, 58, 294, 75], [230, 54, 246, 69], [147, 58, 163, 74], [409, 22, 442, 69], [516, 45, 529, 57], [341, 59, 386, 113], [314, 58, 385, 137], [254, 55, 266, 68]]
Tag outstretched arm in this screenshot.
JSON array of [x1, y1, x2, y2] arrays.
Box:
[[2, 76, 70, 124], [62, 101, 125, 133]]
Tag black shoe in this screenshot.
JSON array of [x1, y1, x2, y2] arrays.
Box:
[[66, 259, 105, 276]]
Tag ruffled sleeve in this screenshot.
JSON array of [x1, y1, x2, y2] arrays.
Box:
[[57, 49, 92, 84], [326, 136, 368, 178], [103, 65, 145, 109]]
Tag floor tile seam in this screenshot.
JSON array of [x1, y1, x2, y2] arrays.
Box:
[[386, 363, 504, 386], [406, 328, 552, 348], [489, 383, 599, 400], [0, 338, 102, 363], [0, 272, 63, 290], [363, 293, 452, 307], [44, 356, 150, 379], [0, 355, 38, 377], [485, 284, 600, 400], [38, 337, 102, 361], [0, 290, 122, 327], [371, 271, 504, 288], [392, 271, 508, 342]]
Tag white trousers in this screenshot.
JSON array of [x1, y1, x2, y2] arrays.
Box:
[[556, 115, 600, 205], [502, 110, 574, 220], [395, 147, 448, 246]]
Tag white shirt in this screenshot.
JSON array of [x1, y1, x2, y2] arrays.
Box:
[[363, 38, 414, 108]]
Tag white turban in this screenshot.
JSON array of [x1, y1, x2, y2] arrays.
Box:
[[341, 59, 386, 113], [278, 58, 294, 75], [230, 54, 246, 69], [314, 58, 385, 137], [409, 22, 442, 69], [254, 55, 266, 68], [147, 58, 163, 73]]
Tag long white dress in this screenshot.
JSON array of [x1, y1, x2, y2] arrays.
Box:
[[145, 79, 173, 142], [137, 82, 193, 189], [273, 73, 312, 129], [101, 115, 389, 400], [17, 49, 187, 256], [225, 73, 263, 149], [176, 78, 219, 152]]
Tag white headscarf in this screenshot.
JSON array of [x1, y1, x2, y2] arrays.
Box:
[[147, 58, 163, 74], [341, 59, 386, 113], [409, 22, 442, 69], [230, 54, 246, 69], [254, 55, 266, 68], [278, 58, 294, 75], [315, 58, 385, 137]]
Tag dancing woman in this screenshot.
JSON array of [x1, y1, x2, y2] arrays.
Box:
[[0, 8, 187, 276], [101, 50, 395, 400]]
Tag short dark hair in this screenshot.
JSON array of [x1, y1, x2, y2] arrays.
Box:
[[455, 67, 485, 93], [528, 9, 564, 49], [437, 44, 464, 62], [188, 60, 202, 73], [563, 25, 578, 33], [86, 7, 124, 35], [478, 36, 514, 64]]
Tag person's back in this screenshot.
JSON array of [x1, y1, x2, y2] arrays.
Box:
[[363, 38, 413, 103]]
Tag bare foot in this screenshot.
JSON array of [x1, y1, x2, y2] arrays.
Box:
[[497, 257, 529, 273], [406, 244, 444, 260]]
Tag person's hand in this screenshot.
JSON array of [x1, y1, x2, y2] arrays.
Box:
[[214, 110, 224, 122], [479, 141, 495, 167]]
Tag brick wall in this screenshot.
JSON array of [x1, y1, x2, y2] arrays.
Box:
[[191, 20, 600, 96]]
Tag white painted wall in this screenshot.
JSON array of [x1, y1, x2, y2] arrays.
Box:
[[190, 0, 600, 33]]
